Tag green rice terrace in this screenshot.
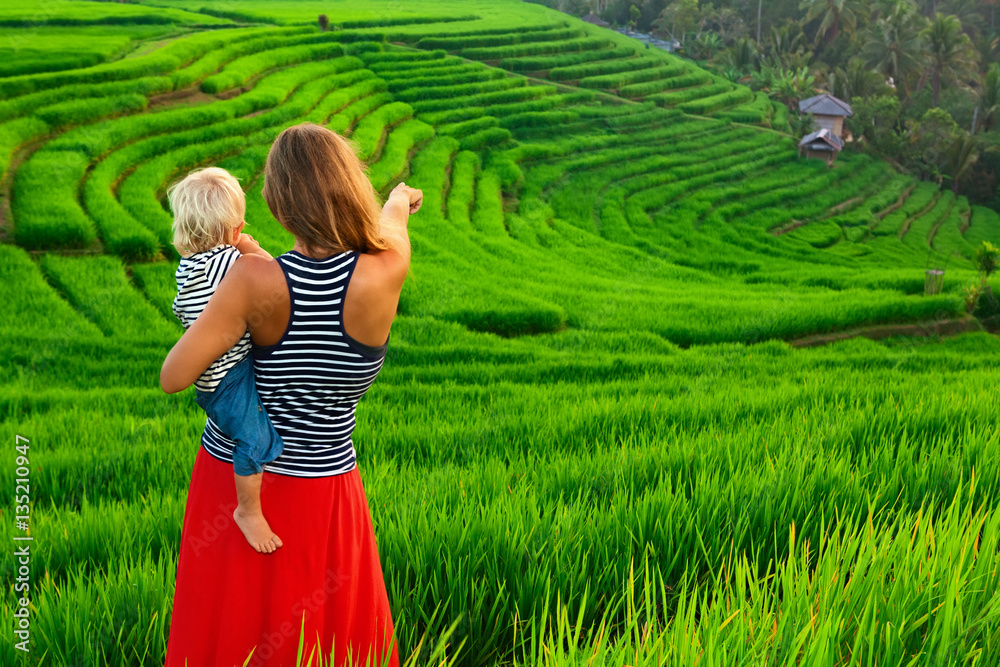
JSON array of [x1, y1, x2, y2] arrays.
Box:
[[2, 0, 1000, 664]]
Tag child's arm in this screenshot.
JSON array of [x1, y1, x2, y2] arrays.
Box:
[[236, 233, 273, 260]]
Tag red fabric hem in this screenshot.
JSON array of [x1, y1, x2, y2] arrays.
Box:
[[165, 447, 400, 667]]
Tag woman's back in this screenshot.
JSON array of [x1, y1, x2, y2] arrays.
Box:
[[201, 250, 387, 477]]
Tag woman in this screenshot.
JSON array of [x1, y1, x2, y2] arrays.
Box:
[[160, 122, 422, 667]]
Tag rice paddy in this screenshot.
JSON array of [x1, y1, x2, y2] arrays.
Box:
[[1, 1, 999, 665]]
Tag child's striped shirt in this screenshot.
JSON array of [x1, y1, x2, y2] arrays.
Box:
[[172, 244, 251, 392]]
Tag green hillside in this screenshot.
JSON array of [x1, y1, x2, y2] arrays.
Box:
[[2, 1, 999, 665]]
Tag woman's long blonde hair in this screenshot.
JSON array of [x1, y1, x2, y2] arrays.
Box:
[[262, 123, 388, 255]]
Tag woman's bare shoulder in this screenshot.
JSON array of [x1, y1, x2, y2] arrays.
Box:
[[227, 254, 285, 290], [220, 254, 289, 320], [353, 248, 408, 296], [343, 249, 407, 347]]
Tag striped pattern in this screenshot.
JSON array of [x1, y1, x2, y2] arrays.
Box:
[[201, 250, 387, 478], [172, 244, 251, 392]]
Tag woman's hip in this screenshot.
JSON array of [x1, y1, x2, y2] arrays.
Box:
[[165, 447, 397, 667]]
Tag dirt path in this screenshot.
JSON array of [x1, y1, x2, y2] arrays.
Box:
[[822, 195, 862, 217], [440, 153, 455, 220], [897, 191, 940, 240], [875, 182, 915, 220], [772, 217, 807, 235], [773, 170, 892, 237], [0, 135, 53, 245], [788, 315, 989, 348], [147, 86, 221, 111], [377, 134, 434, 200], [0, 188, 10, 244], [959, 206, 972, 234], [926, 195, 958, 248], [121, 30, 196, 61]]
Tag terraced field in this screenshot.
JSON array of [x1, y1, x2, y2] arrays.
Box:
[[2, 1, 1000, 665]]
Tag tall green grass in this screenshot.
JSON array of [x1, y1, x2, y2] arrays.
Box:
[[2, 4, 999, 666]]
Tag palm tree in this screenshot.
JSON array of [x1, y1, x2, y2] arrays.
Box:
[[798, 0, 860, 44], [943, 133, 979, 193], [978, 63, 1000, 132], [862, 2, 927, 94], [756, 0, 763, 43], [829, 58, 890, 102], [985, 0, 1000, 32], [691, 32, 723, 60], [941, 0, 985, 37], [722, 37, 760, 74], [767, 20, 810, 69], [769, 21, 808, 57], [915, 0, 940, 16], [866, 0, 897, 21], [972, 33, 999, 73], [919, 13, 977, 107], [752, 64, 817, 111]]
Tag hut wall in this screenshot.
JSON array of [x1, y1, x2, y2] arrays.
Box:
[[814, 115, 836, 132], [810, 115, 846, 136], [805, 148, 836, 165]]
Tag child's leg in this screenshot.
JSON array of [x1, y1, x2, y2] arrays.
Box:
[[196, 356, 285, 554], [233, 472, 283, 554]]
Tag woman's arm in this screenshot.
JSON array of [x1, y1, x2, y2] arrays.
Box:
[[341, 183, 422, 347], [378, 182, 421, 272], [160, 256, 264, 394]]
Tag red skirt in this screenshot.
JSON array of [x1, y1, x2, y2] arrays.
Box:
[[165, 446, 400, 667]]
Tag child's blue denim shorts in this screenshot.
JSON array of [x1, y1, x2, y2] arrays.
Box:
[[195, 355, 283, 476]]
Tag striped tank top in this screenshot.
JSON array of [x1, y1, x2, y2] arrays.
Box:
[[172, 244, 251, 392], [200, 250, 387, 477]]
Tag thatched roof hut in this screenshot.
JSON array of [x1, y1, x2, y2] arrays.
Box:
[[582, 12, 609, 27], [798, 93, 853, 136], [798, 128, 845, 165]]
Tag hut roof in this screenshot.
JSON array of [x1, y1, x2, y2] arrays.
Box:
[[799, 92, 853, 117], [581, 12, 609, 27], [799, 128, 844, 152]]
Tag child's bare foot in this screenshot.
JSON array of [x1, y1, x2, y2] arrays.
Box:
[[233, 506, 283, 554]]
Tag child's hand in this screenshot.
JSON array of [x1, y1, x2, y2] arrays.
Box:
[[236, 233, 261, 256], [236, 233, 274, 260]]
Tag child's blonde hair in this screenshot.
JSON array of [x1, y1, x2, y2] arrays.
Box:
[[167, 167, 246, 255]]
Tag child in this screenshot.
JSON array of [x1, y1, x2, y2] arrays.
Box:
[[168, 167, 284, 555]]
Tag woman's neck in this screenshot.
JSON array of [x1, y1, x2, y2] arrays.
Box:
[[292, 241, 341, 259]]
